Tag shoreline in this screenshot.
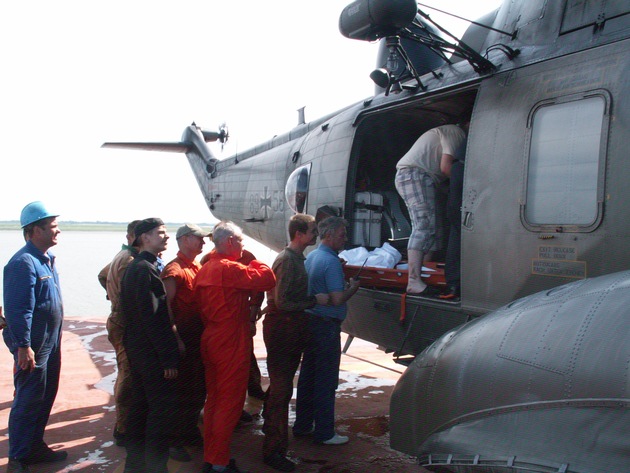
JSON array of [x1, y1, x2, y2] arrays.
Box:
[[0, 222, 217, 232]]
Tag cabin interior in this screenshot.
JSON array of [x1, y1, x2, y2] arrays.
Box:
[[343, 88, 477, 287]]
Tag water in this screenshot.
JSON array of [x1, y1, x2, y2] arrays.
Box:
[[0, 229, 277, 319]]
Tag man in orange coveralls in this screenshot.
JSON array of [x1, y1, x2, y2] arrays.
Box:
[[194, 221, 276, 473], [200, 248, 267, 413], [161, 223, 211, 461]]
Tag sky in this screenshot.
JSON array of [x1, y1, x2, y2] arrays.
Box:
[[0, 0, 501, 224]]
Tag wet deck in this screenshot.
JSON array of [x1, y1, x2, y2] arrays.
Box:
[[0, 318, 429, 472]]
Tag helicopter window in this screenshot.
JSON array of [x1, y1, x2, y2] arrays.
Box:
[[523, 93, 609, 231], [285, 164, 311, 214]]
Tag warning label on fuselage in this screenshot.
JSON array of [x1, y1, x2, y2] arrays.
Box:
[[532, 259, 586, 279], [532, 246, 586, 278], [538, 246, 577, 260]]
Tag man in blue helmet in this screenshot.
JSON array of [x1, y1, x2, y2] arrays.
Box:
[[3, 201, 66, 473]]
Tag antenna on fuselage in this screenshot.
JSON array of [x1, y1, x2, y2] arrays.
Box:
[[297, 107, 306, 126]]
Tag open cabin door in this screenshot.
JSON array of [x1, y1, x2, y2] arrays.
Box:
[[344, 89, 478, 292]]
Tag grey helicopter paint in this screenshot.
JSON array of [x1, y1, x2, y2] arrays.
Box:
[[390, 271, 630, 472], [103, 0, 630, 470]]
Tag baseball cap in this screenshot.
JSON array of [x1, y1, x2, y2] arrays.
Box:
[[176, 223, 211, 239], [133, 218, 164, 246]]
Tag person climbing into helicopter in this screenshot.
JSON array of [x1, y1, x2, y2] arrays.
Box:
[[395, 116, 468, 295]]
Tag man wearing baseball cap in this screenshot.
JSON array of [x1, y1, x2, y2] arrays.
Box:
[[4, 202, 66, 472], [120, 218, 180, 472], [161, 223, 211, 461], [175, 223, 212, 240]]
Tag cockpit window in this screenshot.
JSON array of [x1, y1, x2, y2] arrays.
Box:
[[522, 91, 609, 232], [285, 164, 311, 214]]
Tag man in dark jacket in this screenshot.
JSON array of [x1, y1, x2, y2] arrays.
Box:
[[120, 218, 180, 473]]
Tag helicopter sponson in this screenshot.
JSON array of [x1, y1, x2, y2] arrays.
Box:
[[390, 270, 630, 473]]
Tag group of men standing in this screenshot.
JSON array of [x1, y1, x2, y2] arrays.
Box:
[[2, 202, 360, 473], [103, 215, 359, 473], [103, 218, 273, 473], [2, 116, 468, 472], [262, 215, 359, 472]]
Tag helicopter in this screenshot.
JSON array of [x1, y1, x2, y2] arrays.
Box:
[[103, 0, 630, 470]]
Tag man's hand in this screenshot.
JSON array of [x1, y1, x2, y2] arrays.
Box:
[[17, 346, 36, 372], [315, 293, 330, 305], [348, 277, 361, 291]]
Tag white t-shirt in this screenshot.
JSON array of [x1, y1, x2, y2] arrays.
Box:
[[396, 124, 466, 182]]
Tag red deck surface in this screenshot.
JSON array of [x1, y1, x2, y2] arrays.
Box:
[[0, 318, 429, 472]]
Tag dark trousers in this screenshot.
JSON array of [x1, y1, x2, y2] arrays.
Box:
[[124, 350, 178, 473], [172, 340, 205, 446], [445, 160, 464, 289], [262, 312, 311, 456], [248, 349, 264, 398], [9, 346, 61, 459], [294, 315, 341, 443]]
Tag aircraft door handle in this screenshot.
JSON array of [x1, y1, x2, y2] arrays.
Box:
[[463, 211, 473, 229]]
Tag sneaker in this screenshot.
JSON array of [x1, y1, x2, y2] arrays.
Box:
[[319, 433, 349, 445], [7, 459, 31, 473], [263, 452, 296, 472], [168, 446, 192, 462]]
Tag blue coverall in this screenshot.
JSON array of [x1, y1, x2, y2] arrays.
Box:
[[3, 240, 64, 460]]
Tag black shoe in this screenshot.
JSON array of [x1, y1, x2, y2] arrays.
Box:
[[224, 459, 249, 473], [239, 410, 253, 423], [201, 462, 213, 473], [23, 443, 67, 465], [263, 452, 295, 472], [169, 446, 192, 462], [7, 459, 31, 473], [113, 427, 127, 447]]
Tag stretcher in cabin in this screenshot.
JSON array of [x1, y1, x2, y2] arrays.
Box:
[[343, 261, 446, 290]]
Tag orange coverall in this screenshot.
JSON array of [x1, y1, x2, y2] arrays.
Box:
[[194, 251, 276, 466]]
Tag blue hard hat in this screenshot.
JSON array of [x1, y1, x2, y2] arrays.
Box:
[[20, 201, 59, 228]]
